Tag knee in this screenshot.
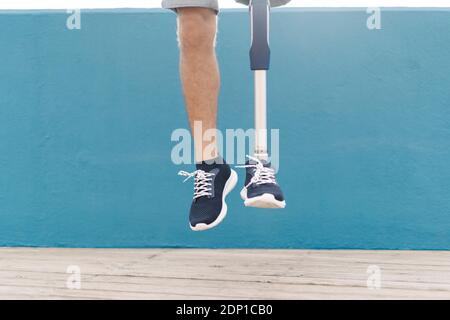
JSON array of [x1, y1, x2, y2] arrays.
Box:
[[177, 8, 217, 52]]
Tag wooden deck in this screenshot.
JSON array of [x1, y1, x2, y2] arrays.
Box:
[[0, 248, 449, 299]]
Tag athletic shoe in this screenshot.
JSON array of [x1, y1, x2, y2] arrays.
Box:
[[178, 157, 238, 231], [238, 155, 286, 208]]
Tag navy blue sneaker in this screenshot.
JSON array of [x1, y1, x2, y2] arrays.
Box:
[[179, 157, 238, 231], [238, 156, 286, 209]]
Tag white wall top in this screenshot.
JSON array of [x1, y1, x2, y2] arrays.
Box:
[[1, 0, 449, 9]]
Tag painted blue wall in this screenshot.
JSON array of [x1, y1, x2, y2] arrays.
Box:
[[0, 9, 449, 249]]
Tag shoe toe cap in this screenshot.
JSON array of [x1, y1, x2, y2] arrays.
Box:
[[189, 200, 222, 226]]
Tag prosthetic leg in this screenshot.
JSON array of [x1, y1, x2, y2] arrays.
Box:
[[239, 0, 286, 209], [250, 0, 271, 161]]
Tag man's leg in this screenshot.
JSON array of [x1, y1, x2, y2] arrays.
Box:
[[177, 8, 219, 163], [174, 6, 238, 231]]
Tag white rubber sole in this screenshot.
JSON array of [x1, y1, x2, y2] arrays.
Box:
[[240, 187, 286, 209], [190, 169, 238, 231]]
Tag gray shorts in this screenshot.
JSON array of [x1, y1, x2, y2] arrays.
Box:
[[161, 0, 291, 13]]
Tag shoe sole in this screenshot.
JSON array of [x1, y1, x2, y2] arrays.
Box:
[[240, 187, 286, 209], [190, 169, 238, 231]]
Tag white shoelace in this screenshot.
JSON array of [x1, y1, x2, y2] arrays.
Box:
[[237, 155, 277, 188], [178, 170, 215, 200]]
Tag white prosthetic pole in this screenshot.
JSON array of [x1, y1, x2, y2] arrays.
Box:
[[254, 70, 268, 161], [250, 0, 270, 161]]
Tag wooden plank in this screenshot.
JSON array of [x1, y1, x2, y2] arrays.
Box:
[[1, 270, 450, 298], [0, 248, 449, 300]]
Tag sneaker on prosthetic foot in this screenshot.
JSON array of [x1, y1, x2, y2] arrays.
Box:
[[238, 155, 286, 209]]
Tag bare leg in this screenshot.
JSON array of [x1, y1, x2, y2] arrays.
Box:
[[177, 8, 219, 162]]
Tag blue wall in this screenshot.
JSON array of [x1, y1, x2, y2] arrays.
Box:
[[0, 9, 449, 249]]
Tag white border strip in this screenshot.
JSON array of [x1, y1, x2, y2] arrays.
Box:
[[1, 0, 450, 10]]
